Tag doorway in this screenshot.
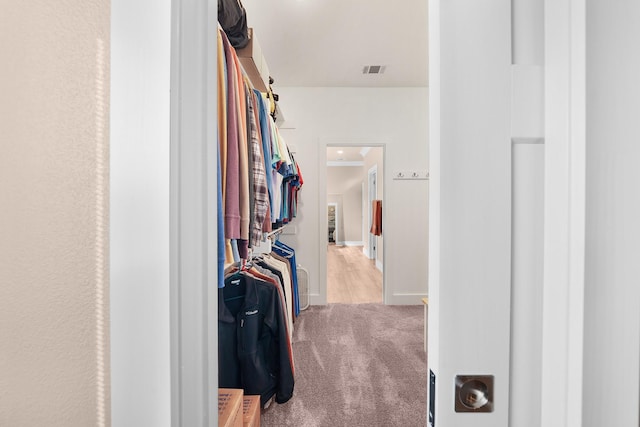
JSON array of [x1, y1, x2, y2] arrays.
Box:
[[325, 145, 384, 304]]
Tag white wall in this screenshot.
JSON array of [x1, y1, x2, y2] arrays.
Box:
[[583, 1, 640, 425], [110, 0, 171, 425], [277, 87, 429, 305]]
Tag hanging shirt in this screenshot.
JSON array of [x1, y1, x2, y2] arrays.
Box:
[[273, 241, 300, 316], [222, 31, 241, 242], [259, 255, 294, 338], [234, 61, 250, 254], [217, 138, 225, 288], [247, 88, 268, 249], [255, 90, 275, 221]]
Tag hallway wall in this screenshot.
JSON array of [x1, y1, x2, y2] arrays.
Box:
[[276, 87, 429, 305], [0, 1, 110, 425]]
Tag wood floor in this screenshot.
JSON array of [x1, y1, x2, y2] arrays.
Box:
[[327, 244, 383, 304]]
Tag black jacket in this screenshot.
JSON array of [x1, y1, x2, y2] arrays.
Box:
[[219, 273, 294, 406]]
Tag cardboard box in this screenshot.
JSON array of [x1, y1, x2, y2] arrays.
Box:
[[242, 395, 261, 427], [236, 28, 271, 92], [218, 388, 244, 427]]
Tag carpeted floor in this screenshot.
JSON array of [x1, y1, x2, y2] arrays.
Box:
[[262, 304, 427, 426]]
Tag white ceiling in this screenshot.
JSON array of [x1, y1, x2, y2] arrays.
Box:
[[326, 146, 370, 162], [242, 0, 428, 88]]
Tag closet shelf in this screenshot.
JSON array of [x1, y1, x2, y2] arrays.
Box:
[[236, 28, 286, 126], [237, 28, 270, 92]]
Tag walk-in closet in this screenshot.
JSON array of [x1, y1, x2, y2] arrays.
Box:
[[216, 0, 429, 425]]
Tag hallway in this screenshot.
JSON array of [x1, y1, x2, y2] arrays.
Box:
[[327, 245, 382, 304]]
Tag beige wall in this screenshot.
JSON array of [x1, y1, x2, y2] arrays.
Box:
[[0, 2, 110, 426]]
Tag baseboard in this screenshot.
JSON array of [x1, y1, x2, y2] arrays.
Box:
[[385, 293, 428, 305], [376, 259, 383, 272], [336, 241, 345, 246], [344, 241, 363, 247], [309, 294, 327, 306], [363, 247, 370, 258], [310, 292, 427, 306]]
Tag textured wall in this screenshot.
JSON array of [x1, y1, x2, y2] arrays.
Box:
[[0, 1, 110, 426]]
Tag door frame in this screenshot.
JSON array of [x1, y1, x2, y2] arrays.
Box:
[[318, 139, 387, 305], [367, 165, 378, 261], [169, 0, 219, 424]]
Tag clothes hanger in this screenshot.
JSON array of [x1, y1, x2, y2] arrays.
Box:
[[273, 240, 293, 254], [224, 272, 247, 302]]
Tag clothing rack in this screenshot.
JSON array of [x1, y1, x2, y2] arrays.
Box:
[[266, 227, 285, 239], [253, 227, 285, 255]]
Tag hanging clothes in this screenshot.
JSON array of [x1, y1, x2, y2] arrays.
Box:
[[217, 139, 225, 288], [219, 270, 295, 406], [247, 87, 269, 248], [258, 255, 294, 338], [222, 30, 241, 243], [370, 200, 383, 236], [273, 240, 300, 317], [255, 90, 275, 226], [217, 28, 303, 258]]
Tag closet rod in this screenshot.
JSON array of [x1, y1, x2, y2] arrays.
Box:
[[266, 226, 285, 239]]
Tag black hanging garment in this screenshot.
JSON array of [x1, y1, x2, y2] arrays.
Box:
[[218, 0, 250, 49], [219, 273, 295, 406]]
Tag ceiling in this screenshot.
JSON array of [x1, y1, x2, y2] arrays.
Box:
[[326, 146, 371, 162], [242, 0, 428, 88]]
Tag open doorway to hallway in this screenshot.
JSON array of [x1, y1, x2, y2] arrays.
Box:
[[326, 146, 384, 304]]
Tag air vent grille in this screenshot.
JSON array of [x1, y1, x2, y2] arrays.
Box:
[[362, 65, 386, 74]]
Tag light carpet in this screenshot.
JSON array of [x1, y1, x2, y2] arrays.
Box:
[[262, 304, 427, 426]]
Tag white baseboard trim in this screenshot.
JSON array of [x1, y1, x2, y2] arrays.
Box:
[[385, 293, 428, 305], [309, 294, 327, 306], [363, 247, 370, 258], [335, 241, 363, 247], [310, 292, 427, 306], [376, 259, 383, 272]]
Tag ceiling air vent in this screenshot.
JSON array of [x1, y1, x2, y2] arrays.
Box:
[[362, 65, 386, 74]]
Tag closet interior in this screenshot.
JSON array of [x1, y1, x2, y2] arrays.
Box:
[[217, 1, 305, 424]]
